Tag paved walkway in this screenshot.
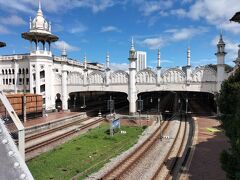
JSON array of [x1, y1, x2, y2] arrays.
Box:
[[23, 111, 82, 128], [187, 116, 229, 180]]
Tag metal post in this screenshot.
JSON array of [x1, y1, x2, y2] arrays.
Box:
[[157, 98, 161, 113], [23, 95, 27, 123], [18, 129, 25, 160], [186, 98, 188, 114]]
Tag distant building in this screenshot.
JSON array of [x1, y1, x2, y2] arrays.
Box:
[[136, 51, 147, 71]]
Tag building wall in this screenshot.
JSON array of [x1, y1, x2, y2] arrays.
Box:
[[136, 51, 147, 71]]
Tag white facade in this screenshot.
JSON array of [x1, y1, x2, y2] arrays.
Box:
[[136, 51, 147, 71], [0, 3, 233, 115]]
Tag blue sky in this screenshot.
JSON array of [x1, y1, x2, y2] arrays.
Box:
[[0, 0, 240, 70]]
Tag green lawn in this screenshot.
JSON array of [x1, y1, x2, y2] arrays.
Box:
[[28, 124, 143, 180]]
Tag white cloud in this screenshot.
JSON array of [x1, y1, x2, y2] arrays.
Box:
[[0, 25, 11, 34], [183, 0, 240, 34], [0, 15, 26, 26], [69, 24, 88, 34], [0, 0, 35, 14], [139, 27, 207, 50], [110, 63, 129, 71], [101, 26, 121, 33], [0, 0, 117, 14], [141, 37, 165, 49], [166, 27, 208, 41], [53, 40, 80, 52], [133, 0, 174, 16]]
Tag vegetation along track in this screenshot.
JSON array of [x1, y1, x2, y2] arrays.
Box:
[[25, 118, 104, 153], [101, 114, 177, 180], [151, 113, 188, 180]]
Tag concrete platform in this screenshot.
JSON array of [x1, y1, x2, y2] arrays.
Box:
[[185, 116, 229, 180]]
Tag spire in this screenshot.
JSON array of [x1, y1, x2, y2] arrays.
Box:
[[39, 0, 42, 11], [187, 46, 191, 66], [129, 37, 136, 60], [29, 17, 32, 29], [130, 37, 135, 51], [84, 53, 87, 70], [106, 51, 110, 70], [157, 49, 161, 68], [61, 43, 67, 57], [216, 33, 226, 54], [37, 0, 43, 17]]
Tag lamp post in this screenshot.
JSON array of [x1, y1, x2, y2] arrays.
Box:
[[137, 96, 143, 126]]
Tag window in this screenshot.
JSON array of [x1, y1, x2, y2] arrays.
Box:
[[9, 69, 11, 74], [3, 79, 5, 84], [2, 70, 4, 75], [9, 79, 12, 84], [33, 73, 36, 81], [26, 78, 29, 85], [13, 79, 15, 85], [22, 69, 25, 74], [6, 79, 8, 84], [19, 78, 22, 85], [19, 68, 21, 74], [40, 70, 45, 79], [12, 69, 14, 74], [5, 69, 7, 75], [40, 84, 45, 93], [26, 68, 29, 74]]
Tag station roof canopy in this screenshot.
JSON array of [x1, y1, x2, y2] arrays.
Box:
[[230, 12, 240, 23]]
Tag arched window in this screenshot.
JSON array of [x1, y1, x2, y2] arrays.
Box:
[[2, 70, 4, 75], [26, 68, 29, 74], [19, 68, 21, 74], [5, 69, 8, 74], [22, 69, 25, 74], [12, 69, 15, 74], [9, 69, 11, 74]]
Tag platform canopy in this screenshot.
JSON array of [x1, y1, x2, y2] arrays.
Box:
[[230, 12, 240, 23], [0, 41, 6, 47]]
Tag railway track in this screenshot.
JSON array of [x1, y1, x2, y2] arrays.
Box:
[[24, 117, 92, 142], [101, 114, 176, 180], [25, 118, 104, 153], [152, 113, 188, 180]]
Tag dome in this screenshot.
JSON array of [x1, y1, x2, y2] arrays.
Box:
[[30, 1, 51, 34]]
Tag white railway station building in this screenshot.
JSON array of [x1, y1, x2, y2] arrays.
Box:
[[0, 2, 239, 115]]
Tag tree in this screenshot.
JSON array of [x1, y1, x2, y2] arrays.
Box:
[[218, 68, 240, 179]]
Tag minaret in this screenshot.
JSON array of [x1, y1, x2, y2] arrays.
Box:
[[61, 44, 67, 58], [215, 33, 227, 92], [157, 49, 161, 85], [128, 37, 137, 115], [105, 52, 110, 86], [83, 54, 88, 86], [233, 45, 240, 70], [187, 47, 191, 66], [186, 46, 192, 83], [22, 1, 58, 111]]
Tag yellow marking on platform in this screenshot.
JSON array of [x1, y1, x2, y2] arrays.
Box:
[[206, 128, 221, 133]]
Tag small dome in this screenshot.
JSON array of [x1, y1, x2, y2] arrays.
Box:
[[30, 1, 50, 34]]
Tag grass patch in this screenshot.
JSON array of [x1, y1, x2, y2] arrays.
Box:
[[28, 125, 143, 180]]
